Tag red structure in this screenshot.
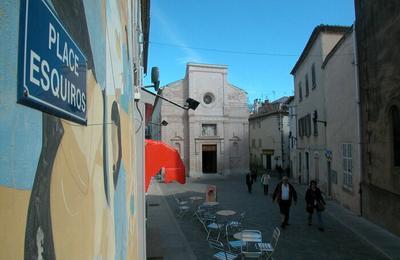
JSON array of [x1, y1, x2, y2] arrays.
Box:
[[144, 139, 186, 192]]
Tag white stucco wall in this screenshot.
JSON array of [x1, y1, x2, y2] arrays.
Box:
[[293, 28, 350, 187], [324, 30, 361, 213]]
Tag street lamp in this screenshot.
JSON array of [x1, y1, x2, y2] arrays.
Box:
[[143, 67, 200, 111], [144, 67, 160, 91]]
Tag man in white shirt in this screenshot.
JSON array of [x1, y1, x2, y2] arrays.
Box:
[[272, 176, 297, 228]]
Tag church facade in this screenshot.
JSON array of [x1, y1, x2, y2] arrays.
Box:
[[155, 63, 249, 178]]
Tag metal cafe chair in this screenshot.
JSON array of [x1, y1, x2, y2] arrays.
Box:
[[208, 239, 239, 260], [227, 211, 246, 231], [256, 227, 281, 260], [240, 230, 262, 259], [173, 195, 190, 217], [225, 222, 244, 253], [205, 215, 226, 241]]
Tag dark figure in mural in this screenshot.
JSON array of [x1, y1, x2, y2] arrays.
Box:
[[111, 101, 122, 189], [24, 115, 62, 260]]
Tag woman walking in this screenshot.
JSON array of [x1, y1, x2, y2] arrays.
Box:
[[305, 180, 326, 231]]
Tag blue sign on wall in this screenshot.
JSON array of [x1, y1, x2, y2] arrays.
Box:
[[18, 0, 87, 125]]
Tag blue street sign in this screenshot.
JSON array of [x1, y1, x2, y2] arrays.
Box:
[[18, 0, 87, 125]]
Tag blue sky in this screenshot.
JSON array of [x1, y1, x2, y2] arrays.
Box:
[[145, 0, 355, 103]]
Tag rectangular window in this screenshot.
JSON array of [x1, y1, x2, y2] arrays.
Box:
[[298, 118, 303, 137], [313, 120, 318, 136], [252, 139, 256, 147], [202, 124, 217, 136], [259, 139, 262, 148], [343, 143, 353, 189], [299, 82, 303, 102], [305, 74, 309, 97], [298, 115, 312, 137], [311, 63, 316, 89], [299, 152, 302, 172], [306, 114, 311, 137]]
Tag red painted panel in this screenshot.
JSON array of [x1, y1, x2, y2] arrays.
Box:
[[144, 139, 185, 192]]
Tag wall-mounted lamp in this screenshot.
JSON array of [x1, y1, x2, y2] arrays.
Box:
[[141, 88, 200, 111], [313, 110, 327, 126], [184, 98, 200, 111], [142, 66, 200, 111]]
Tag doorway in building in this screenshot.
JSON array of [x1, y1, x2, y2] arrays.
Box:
[[262, 150, 273, 170], [202, 145, 217, 173], [266, 154, 272, 170]]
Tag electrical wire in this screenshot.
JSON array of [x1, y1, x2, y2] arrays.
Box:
[[149, 41, 354, 57], [63, 121, 114, 127]]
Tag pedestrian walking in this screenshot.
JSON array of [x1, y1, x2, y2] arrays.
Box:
[[260, 172, 271, 195], [272, 176, 297, 229], [305, 180, 326, 231], [251, 168, 258, 183], [246, 172, 253, 193]]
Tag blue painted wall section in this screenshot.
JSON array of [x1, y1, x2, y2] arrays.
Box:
[[0, 0, 42, 190], [83, 0, 106, 89], [120, 45, 133, 112]]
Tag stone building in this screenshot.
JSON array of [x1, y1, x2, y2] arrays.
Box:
[[156, 63, 249, 178], [291, 25, 351, 187], [249, 97, 291, 172], [355, 0, 400, 236]]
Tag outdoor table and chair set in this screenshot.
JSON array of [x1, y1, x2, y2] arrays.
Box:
[[172, 190, 281, 259]]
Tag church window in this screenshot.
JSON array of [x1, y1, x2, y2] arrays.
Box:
[[203, 93, 214, 104]]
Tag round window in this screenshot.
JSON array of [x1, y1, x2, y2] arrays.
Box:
[[203, 93, 214, 104]]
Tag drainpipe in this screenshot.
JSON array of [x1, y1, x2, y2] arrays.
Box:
[[353, 24, 363, 216]]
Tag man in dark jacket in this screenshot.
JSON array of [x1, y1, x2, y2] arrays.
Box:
[[246, 172, 253, 193], [272, 176, 297, 229]]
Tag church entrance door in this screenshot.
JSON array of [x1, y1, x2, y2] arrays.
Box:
[[202, 145, 217, 173]]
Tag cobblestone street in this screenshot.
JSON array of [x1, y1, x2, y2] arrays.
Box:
[[147, 174, 400, 260]]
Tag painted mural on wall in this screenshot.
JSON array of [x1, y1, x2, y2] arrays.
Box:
[[0, 0, 140, 259]]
